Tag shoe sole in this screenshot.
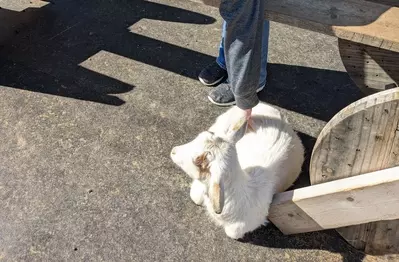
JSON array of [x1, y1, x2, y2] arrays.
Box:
[[207, 85, 265, 107], [207, 97, 236, 106], [199, 75, 226, 86]]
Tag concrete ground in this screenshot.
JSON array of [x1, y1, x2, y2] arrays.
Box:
[[0, 0, 396, 261]]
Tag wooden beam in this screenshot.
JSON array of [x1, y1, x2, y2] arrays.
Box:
[[268, 166, 399, 235], [194, 0, 399, 52]]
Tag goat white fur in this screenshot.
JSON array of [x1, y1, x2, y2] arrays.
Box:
[[170, 102, 304, 239]]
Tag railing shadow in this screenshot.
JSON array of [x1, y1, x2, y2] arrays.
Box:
[[0, 0, 216, 105]]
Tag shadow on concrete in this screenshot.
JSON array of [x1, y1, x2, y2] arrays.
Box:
[[289, 132, 315, 189], [241, 224, 366, 262], [0, 0, 362, 115], [0, 5, 43, 46], [259, 63, 363, 122], [0, 0, 216, 105]]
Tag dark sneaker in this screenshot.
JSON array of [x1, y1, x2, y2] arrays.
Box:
[[198, 61, 227, 86], [208, 83, 235, 106], [208, 83, 265, 106]]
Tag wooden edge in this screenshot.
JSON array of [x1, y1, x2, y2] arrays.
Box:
[[268, 166, 399, 235], [194, 0, 399, 51], [309, 88, 399, 184]]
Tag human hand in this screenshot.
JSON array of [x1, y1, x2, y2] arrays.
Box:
[[244, 108, 252, 120], [244, 108, 255, 132]]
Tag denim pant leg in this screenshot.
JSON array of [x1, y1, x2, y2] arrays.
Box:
[[216, 20, 269, 88], [216, 21, 228, 70]]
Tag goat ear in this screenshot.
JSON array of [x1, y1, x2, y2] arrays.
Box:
[[209, 175, 224, 214], [194, 151, 212, 180], [194, 152, 209, 168], [225, 113, 247, 144]]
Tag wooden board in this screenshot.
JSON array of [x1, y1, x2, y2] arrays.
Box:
[[339, 38, 399, 94], [310, 87, 399, 255], [268, 167, 399, 235], [365, 1, 399, 8], [194, 0, 399, 51]]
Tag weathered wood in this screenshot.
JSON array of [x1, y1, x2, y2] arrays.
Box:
[[339, 39, 399, 94], [195, 0, 399, 51], [269, 167, 399, 235], [365, 0, 399, 7], [338, 220, 399, 255], [310, 87, 399, 255], [310, 88, 399, 184]]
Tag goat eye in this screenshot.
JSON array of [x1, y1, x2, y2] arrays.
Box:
[[205, 151, 213, 160], [208, 131, 214, 135]]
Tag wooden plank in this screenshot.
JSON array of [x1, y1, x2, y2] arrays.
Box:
[[310, 88, 399, 254], [268, 166, 399, 235], [364, 220, 399, 254], [337, 220, 399, 255], [195, 0, 399, 51], [365, 1, 399, 7], [339, 39, 399, 94], [310, 88, 399, 184]]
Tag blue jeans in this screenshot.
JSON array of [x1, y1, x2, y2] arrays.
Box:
[[216, 20, 269, 88]]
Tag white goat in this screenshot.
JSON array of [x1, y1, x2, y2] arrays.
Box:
[[170, 102, 304, 239]]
